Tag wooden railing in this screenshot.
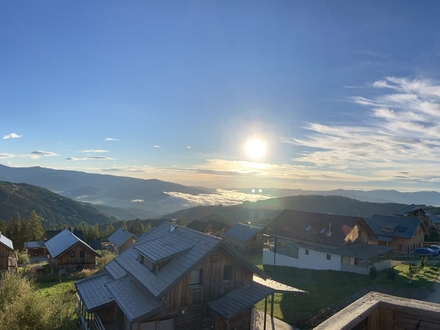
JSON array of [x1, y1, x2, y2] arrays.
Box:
[[93, 314, 106, 330]]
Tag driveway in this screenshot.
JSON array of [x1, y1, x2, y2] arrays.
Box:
[[427, 274, 440, 304], [251, 309, 297, 330]]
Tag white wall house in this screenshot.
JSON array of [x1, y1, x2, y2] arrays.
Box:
[[263, 209, 393, 274]]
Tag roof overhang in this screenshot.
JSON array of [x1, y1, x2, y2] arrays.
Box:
[[209, 279, 307, 321]]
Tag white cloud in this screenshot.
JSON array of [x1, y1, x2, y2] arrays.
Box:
[[105, 138, 119, 141], [280, 77, 440, 185], [164, 189, 273, 206], [79, 150, 108, 153], [31, 150, 59, 157], [131, 199, 144, 203], [186, 146, 191, 149], [66, 156, 114, 161], [153, 145, 160, 148], [3, 133, 22, 139]]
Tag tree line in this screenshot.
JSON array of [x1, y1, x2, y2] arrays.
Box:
[[0, 211, 154, 250]]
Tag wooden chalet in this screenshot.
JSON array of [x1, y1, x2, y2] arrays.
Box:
[[263, 209, 394, 274], [0, 232, 14, 272], [315, 291, 440, 330], [366, 214, 428, 253], [75, 221, 307, 330], [186, 219, 231, 239], [45, 229, 100, 273], [108, 228, 137, 254], [224, 223, 263, 253]]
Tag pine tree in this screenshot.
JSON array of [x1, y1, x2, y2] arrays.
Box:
[[28, 211, 45, 241]]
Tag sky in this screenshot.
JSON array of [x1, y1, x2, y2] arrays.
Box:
[[2, 1, 440, 193]]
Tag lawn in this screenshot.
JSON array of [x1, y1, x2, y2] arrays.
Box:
[[249, 253, 440, 326]]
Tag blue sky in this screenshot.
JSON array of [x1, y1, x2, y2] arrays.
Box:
[[2, 1, 440, 192]]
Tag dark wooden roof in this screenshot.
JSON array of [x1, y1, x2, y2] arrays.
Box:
[[366, 214, 426, 239], [186, 220, 210, 232], [264, 209, 371, 247], [224, 223, 261, 242]]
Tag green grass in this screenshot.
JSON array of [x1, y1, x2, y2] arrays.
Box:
[[253, 259, 440, 326]]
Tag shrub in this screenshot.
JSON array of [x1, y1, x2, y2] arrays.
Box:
[[386, 267, 397, 280], [369, 266, 377, 280]]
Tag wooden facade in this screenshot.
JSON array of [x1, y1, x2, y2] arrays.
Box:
[[118, 237, 136, 253], [225, 231, 264, 253], [91, 246, 255, 330], [0, 242, 11, 271], [369, 222, 426, 253], [48, 242, 97, 273]]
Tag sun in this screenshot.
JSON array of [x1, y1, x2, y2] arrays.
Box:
[[245, 138, 267, 159]]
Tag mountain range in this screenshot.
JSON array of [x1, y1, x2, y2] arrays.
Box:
[[1, 164, 440, 221]]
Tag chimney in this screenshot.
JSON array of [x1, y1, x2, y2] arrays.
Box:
[[327, 222, 332, 236], [170, 219, 177, 232]]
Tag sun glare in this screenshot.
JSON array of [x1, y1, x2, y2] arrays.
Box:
[[245, 138, 267, 159]]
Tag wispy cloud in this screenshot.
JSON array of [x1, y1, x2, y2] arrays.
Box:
[[281, 77, 440, 185], [79, 150, 108, 153], [105, 138, 119, 141], [0, 151, 58, 159], [66, 156, 114, 161], [186, 146, 191, 149], [31, 150, 58, 157], [153, 145, 160, 148], [3, 133, 22, 139]]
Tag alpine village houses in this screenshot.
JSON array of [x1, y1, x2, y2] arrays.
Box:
[[0, 231, 14, 272], [45, 229, 100, 273], [263, 209, 394, 274], [75, 220, 307, 330]]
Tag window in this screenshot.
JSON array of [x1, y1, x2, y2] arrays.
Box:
[[223, 265, 233, 281], [80, 250, 85, 258], [305, 249, 309, 255], [278, 242, 285, 248], [70, 251, 75, 258], [190, 269, 203, 286], [326, 254, 331, 260]]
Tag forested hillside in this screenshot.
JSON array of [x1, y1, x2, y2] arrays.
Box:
[[0, 181, 116, 228]]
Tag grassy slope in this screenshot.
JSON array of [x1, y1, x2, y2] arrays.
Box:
[[248, 252, 440, 326]]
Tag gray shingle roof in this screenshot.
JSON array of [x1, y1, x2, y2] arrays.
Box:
[[75, 221, 275, 322], [24, 241, 45, 249], [75, 273, 115, 311], [0, 233, 13, 250], [45, 229, 98, 258], [108, 228, 136, 247], [224, 223, 261, 242], [208, 283, 274, 320], [265, 209, 372, 247], [134, 235, 194, 263], [105, 276, 166, 322], [391, 204, 425, 216], [366, 215, 423, 239]]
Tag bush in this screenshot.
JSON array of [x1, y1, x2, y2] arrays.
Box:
[[386, 267, 397, 280], [97, 250, 116, 269], [369, 266, 377, 280], [15, 250, 29, 264]]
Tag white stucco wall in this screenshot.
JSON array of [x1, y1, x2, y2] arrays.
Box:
[[263, 248, 341, 271]]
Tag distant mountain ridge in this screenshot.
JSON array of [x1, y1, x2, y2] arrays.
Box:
[[163, 195, 409, 224], [0, 164, 212, 217], [234, 188, 440, 206], [0, 181, 116, 228]]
